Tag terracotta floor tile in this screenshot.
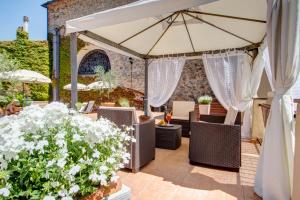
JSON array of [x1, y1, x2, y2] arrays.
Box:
[[118, 138, 262, 200]]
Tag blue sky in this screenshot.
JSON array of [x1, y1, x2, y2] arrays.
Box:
[[0, 0, 48, 41]]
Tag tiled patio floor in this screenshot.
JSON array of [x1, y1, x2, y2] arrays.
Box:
[[118, 138, 262, 200]]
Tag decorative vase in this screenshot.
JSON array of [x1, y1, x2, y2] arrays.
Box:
[[198, 104, 211, 115], [101, 102, 116, 107], [83, 179, 122, 200]]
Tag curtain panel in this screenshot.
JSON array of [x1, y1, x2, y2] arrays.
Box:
[[203, 51, 264, 138], [254, 0, 300, 199], [148, 57, 185, 108]]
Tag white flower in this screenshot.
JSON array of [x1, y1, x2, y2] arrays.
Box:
[[58, 189, 68, 197], [107, 157, 115, 164], [110, 175, 119, 183], [47, 160, 55, 167], [51, 181, 60, 188], [92, 150, 100, 158], [69, 184, 80, 194], [43, 195, 55, 200], [0, 187, 10, 197], [99, 174, 107, 185], [62, 196, 73, 200], [69, 165, 81, 176], [89, 172, 100, 182], [72, 133, 82, 141], [57, 158, 66, 168], [99, 165, 108, 172]]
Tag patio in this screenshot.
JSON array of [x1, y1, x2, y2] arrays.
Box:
[[118, 138, 261, 200]]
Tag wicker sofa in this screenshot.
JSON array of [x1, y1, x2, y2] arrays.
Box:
[[189, 110, 241, 171], [97, 106, 155, 172]]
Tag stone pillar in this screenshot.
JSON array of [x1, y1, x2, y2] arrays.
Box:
[[144, 59, 149, 116], [70, 32, 78, 108], [52, 28, 60, 101]]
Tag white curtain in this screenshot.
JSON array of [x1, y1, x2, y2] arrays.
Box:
[[203, 50, 265, 138], [148, 57, 185, 107], [254, 0, 300, 200]]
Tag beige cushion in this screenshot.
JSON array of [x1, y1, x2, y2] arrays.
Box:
[[172, 101, 195, 119], [98, 106, 139, 123], [224, 106, 239, 125]]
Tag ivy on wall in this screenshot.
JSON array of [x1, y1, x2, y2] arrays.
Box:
[[0, 29, 50, 100]]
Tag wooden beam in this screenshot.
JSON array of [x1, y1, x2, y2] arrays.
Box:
[[187, 10, 266, 23], [80, 31, 145, 59], [70, 32, 78, 108], [119, 12, 176, 45], [181, 12, 195, 52], [145, 43, 260, 59], [184, 12, 255, 45], [146, 12, 180, 55]]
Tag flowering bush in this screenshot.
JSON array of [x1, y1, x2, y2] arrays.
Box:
[[197, 95, 213, 105], [0, 102, 134, 199]]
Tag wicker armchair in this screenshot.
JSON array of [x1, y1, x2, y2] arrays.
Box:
[[189, 111, 241, 171], [97, 107, 155, 172]]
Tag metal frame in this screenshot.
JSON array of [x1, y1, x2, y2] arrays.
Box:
[[70, 9, 266, 114]]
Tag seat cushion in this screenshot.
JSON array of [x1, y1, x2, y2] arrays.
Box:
[[172, 101, 195, 119]]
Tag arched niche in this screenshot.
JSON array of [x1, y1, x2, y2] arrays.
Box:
[[78, 49, 111, 76]]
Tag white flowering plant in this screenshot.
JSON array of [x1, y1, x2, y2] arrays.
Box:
[[0, 102, 134, 200], [197, 95, 213, 105]]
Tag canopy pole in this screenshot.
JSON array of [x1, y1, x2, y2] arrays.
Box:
[[52, 28, 60, 101], [70, 32, 78, 109], [144, 59, 149, 116]]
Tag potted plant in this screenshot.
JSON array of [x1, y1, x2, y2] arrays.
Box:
[[95, 66, 118, 107], [197, 95, 212, 115], [0, 102, 135, 199]]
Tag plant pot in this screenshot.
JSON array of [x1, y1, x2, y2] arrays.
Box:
[[101, 102, 116, 107], [198, 104, 211, 115], [83, 179, 122, 200]]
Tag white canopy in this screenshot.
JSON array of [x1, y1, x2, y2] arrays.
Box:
[[0, 70, 51, 84], [66, 0, 266, 57]]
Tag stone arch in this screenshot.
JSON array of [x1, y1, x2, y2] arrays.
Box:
[[77, 46, 111, 76]]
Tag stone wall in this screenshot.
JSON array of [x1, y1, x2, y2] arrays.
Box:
[[167, 59, 213, 107]]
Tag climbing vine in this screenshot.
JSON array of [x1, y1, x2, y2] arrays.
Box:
[[0, 29, 50, 100]]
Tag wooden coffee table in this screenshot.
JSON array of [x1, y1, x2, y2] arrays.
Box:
[[155, 124, 182, 150]]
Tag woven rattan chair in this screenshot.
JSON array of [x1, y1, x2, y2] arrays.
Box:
[[189, 111, 241, 171], [97, 106, 155, 172]]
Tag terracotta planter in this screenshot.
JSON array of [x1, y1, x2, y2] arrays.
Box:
[[101, 102, 116, 107], [83, 179, 122, 200], [198, 104, 211, 115]]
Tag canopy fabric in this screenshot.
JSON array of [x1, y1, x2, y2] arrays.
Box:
[[67, 0, 266, 57], [148, 57, 185, 107], [254, 0, 300, 199], [0, 70, 51, 84], [63, 83, 89, 91], [66, 0, 217, 34], [203, 50, 264, 138]]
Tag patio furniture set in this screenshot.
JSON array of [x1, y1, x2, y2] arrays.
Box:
[[97, 100, 242, 172]]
